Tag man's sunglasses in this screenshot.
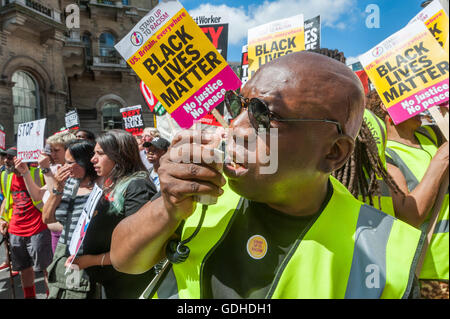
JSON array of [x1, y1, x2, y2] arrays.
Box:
[[224, 90, 343, 134]]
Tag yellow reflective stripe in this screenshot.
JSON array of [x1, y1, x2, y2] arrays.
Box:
[[30, 167, 44, 211], [381, 217, 423, 298]]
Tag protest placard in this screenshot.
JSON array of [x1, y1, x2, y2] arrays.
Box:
[[305, 15, 320, 51], [115, 0, 241, 129], [17, 119, 46, 162], [65, 110, 80, 130], [0, 129, 5, 151], [247, 15, 305, 79], [200, 23, 229, 60], [240, 45, 249, 88], [359, 21, 449, 125], [120, 105, 145, 136], [67, 184, 103, 263], [410, 0, 449, 48]]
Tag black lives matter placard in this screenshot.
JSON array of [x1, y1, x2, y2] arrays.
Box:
[[304, 16, 320, 51], [360, 21, 449, 124]]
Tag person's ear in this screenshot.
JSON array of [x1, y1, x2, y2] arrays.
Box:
[[319, 135, 354, 173]]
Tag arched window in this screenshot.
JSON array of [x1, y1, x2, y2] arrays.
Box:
[[99, 32, 116, 58], [102, 102, 123, 131], [82, 33, 92, 58], [12, 71, 40, 133]]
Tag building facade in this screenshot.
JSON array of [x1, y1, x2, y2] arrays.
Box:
[[0, 0, 157, 147]]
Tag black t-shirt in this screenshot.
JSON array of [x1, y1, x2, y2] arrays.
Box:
[[83, 177, 157, 299], [201, 185, 332, 299]]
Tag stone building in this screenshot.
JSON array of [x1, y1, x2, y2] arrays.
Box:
[[0, 0, 157, 147]]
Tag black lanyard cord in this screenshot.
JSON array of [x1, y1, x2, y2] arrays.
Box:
[[166, 204, 208, 264]]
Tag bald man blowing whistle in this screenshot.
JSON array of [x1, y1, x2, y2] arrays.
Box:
[[110, 51, 422, 299]]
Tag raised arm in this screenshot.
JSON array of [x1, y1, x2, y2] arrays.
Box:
[[14, 158, 46, 203], [41, 166, 71, 224], [111, 130, 225, 274], [389, 141, 449, 228]]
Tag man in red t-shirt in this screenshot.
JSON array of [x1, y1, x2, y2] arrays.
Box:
[[0, 147, 52, 299]]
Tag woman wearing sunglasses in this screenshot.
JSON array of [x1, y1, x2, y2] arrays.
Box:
[[66, 129, 157, 299]]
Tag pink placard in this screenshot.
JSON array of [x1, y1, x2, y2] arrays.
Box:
[[388, 79, 449, 124], [170, 66, 241, 129]]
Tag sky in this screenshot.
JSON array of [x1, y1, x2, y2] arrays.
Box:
[[179, 0, 431, 64]]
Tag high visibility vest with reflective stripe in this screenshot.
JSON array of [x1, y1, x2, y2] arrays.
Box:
[[0, 168, 45, 222], [386, 126, 449, 281], [359, 110, 395, 216], [155, 177, 422, 299]]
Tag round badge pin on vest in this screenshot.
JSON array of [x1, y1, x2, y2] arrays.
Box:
[[247, 235, 268, 260]]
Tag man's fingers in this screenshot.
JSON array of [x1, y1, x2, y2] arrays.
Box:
[[166, 143, 223, 172], [161, 177, 224, 205], [160, 161, 225, 189]]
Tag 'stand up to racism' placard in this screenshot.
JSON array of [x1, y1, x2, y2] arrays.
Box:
[[359, 21, 449, 124], [410, 0, 449, 49], [120, 105, 145, 135], [115, 0, 241, 129], [247, 15, 305, 80], [17, 119, 46, 162]]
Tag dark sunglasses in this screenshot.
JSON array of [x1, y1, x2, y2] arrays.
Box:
[[224, 90, 343, 134]]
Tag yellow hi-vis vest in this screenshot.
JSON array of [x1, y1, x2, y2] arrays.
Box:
[[386, 126, 449, 281], [153, 177, 422, 299], [360, 110, 394, 216], [0, 167, 45, 222]]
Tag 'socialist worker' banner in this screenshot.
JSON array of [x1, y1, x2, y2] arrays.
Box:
[[304, 15, 320, 51], [359, 21, 449, 125], [120, 105, 145, 135], [410, 0, 449, 49], [65, 110, 80, 130], [17, 119, 46, 162], [115, 0, 241, 129], [247, 14, 305, 79]]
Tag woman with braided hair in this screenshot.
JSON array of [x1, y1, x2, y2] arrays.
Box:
[[332, 93, 404, 213], [366, 91, 449, 299]]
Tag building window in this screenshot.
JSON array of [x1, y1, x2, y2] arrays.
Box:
[[12, 71, 40, 133], [99, 32, 116, 57], [122, 0, 129, 5], [82, 33, 92, 58], [102, 102, 123, 131]]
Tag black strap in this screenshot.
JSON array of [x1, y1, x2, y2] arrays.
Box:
[[63, 197, 76, 245]]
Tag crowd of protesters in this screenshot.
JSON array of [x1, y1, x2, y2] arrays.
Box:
[[0, 50, 448, 299]]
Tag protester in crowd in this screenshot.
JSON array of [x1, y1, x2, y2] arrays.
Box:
[[314, 49, 403, 214], [0, 149, 5, 173], [22, 131, 77, 253], [64, 129, 157, 298], [110, 52, 422, 299], [0, 149, 10, 272], [367, 95, 449, 299], [143, 137, 170, 192], [0, 147, 52, 299], [75, 129, 96, 142], [332, 93, 404, 216], [42, 139, 100, 298], [140, 127, 160, 170], [135, 134, 144, 151]]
